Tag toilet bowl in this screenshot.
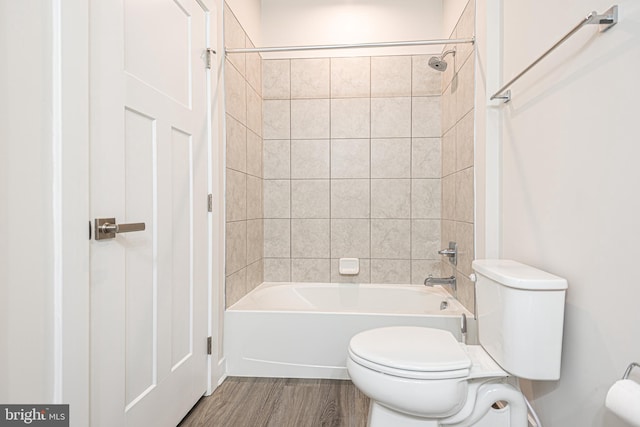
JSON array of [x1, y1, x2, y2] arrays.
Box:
[[347, 326, 519, 426], [347, 260, 568, 427]]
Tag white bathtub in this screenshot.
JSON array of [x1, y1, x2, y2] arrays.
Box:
[[224, 282, 474, 379]]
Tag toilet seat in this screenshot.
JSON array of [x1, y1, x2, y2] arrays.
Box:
[[348, 326, 471, 380]]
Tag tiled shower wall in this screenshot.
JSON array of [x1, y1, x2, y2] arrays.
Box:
[[224, 5, 264, 307], [262, 55, 444, 284], [441, 0, 475, 312]]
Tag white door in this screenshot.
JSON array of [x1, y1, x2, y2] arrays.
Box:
[[89, 1, 211, 426]]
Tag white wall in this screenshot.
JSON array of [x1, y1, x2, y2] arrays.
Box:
[[0, 1, 90, 424], [477, 1, 640, 425], [260, 0, 443, 58], [0, 0, 56, 402]]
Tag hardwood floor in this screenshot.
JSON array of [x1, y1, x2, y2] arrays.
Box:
[[178, 377, 370, 427]]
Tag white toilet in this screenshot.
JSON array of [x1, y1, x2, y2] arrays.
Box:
[[347, 259, 568, 427]]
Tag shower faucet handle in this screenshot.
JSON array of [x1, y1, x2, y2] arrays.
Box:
[[438, 241, 458, 266], [438, 248, 456, 256]]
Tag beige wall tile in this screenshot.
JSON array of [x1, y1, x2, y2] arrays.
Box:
[[263, 179, 290, 219], [442, 127, 456, 177], [441, 260, 455, 281], [330, 219, 370, 258], [371, 179, 411, 219], [247, 219, 264, 265], [226, 169, 246, 222], [264, 258, 291, 282], [371, 138, 411, 178], [440, 42, 456, 94], [441, 219, 455, 250], [455, 220, 474, 277], [455, 167, 474, 223], [411, 219, 441, 259], [226, 114, 246, 173], [263, 139, 290, 179], [291, 180, 330, 219], [411, 179, 441, 219], [441, 80, 456, 134], [225, 268, 247, 307], [412, 96, 441, 137], [224, 8, 246, 75], [331, 57, 371, 98], [371, 219, 411, 258], [246, 175, 262, 220], [246, 48, 262, 96], [226, 221, 247, 274], [263, 100, 290, 139], [456, 272, 475, 314], [331, 139, 370, 179], [291, 139, 330, 179], [263, 59, 290, 99], [371, 97, 411, 138], [412, 56, 441, 96], [371, 56, 412, 97], [331, 258, 371, 283], [370, 259, 411, 284], [411, 260, 442, 285], [246, 259, 264, 291], [412, 138, 441, 178], [264, 219, 290, 258], [255, 50, 461, 287], [291, 219, 330, 258], [291, 258, 331, 282], [225, 60, 247, 125], [456, 110, 474, 171], [441, 174, 455, 220], [246, 86, 262, 137], [246, 131, 262, 178], [456, 55, 475, 123], [455, 0, 476, 73], [331, 179, 370, 219], [331, 98, 370, 138], [291, 58, 330, 99], [291, 99, 330, 139]]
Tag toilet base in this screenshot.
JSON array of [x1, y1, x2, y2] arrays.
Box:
[[368, 402, 439, 427], [367, 393, 516, 427]]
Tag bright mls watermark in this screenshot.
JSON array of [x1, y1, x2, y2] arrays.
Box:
[[0, 405, 68, 426]]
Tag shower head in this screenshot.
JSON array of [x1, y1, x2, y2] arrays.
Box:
[[428, 49, 456, 72]]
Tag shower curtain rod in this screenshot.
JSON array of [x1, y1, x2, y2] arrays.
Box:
[[225, 37, 475, 54]]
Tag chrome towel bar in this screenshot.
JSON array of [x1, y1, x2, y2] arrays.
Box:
[[491, 5, 618, 103]]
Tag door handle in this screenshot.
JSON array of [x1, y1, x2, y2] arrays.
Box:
[[95, 217, 146, 240]]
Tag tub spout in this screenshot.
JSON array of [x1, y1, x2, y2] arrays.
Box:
[[424, 275, 456, 291]]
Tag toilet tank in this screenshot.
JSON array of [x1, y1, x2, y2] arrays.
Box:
[[472, 260, 568, 381]]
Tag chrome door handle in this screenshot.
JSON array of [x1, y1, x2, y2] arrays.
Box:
[[95, 217, 146, 240]]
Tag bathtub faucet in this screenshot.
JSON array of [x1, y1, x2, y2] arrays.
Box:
[[424, 275, 456, 291]]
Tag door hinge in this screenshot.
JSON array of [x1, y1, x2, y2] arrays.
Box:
[[207, 336, 212, 355], [205, 48, 216, 69], [207, 194, 213, 212]]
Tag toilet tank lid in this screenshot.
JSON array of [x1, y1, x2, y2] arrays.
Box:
[[472, 259, 568, 291]]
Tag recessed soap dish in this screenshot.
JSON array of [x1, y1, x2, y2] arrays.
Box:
[[339, 258, 359, 275]]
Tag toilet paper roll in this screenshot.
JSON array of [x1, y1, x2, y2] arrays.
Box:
[[606, 379, 640, 427]]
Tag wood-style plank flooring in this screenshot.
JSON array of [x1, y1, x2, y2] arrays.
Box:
[[178, 377, 370, 427]]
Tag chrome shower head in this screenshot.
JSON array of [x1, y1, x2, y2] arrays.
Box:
[[428, 56, 448, 71], [428, 49, 456, 72]]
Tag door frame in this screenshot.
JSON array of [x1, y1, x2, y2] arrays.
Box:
[[55, 0, 224, 424]]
